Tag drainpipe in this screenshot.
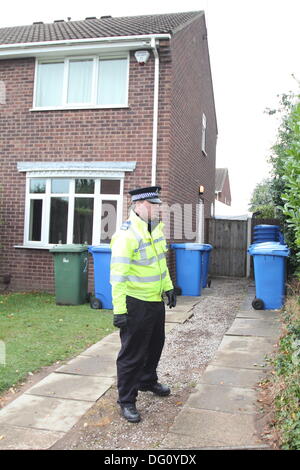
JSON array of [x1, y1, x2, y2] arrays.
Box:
[[151, 37, 159, 186]]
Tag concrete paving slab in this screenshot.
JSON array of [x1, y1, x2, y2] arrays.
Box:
[[175, 296, 200, 308], [55, 354, 116, 378], [186, 383, 257, 414], [212, 336, 274, 369], [0, 425, 65, 450], [25, 373, 114, 402], [219, 334, 276, 353], [165, 323, 177, 334], [236, 309, 281, 320], [165, 310, 194, 324], [0, 394, 93, 432], [239, 295, 256, 311], [212, 349, 270, 370], [80, 341, 120, 357], [198, 364, 268, 388], [94, 332, 120, 344], [161, 408, 261, 449], [226, 318, 280, 338]]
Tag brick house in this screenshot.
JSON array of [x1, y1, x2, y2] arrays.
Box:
[[0, 11, 217, 292], [215, 168, 231, 206]]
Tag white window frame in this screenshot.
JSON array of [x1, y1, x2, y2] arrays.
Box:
[[22, 176, 124, 248], [31, 52, 130, 111], [201, 113, 207, 156]]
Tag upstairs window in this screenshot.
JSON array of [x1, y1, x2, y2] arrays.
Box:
[[34, 55, 129, 109]]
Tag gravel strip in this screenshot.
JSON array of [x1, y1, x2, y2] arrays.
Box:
[[51, 277, 249, 450]]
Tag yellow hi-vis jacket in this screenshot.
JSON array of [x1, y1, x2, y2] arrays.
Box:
[[110, 210, 174, 314]]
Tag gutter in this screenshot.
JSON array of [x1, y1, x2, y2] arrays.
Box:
[[0, 34, 171, 59], [150, 37, 160, 186]]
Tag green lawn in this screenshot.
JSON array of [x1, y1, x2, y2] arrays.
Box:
[[0, 292, 115, 393]]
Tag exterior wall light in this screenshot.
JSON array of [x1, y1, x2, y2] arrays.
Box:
[[199, 185, 205, 195]]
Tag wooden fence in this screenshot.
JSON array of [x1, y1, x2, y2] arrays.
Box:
[[205, 217, 282, 278], [206, 218, 248, 277]]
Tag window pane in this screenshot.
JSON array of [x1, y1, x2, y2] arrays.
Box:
[[73, 198, 94, 244], [98, 59, 127, 105], [75, 179, 95, 194], [100, 179, 120, 194], [29, 199, 43, 241], [30, 179, 46, 194], [67, 60, 93, 104], [49, 197, 68, 244], [36, 62, 64, 107], [101, 200, 117, 243], [51, 179, 70, 194]]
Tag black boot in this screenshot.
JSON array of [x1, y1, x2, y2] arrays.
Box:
[[120, 403, 141, 423], [139, 382, 171, 396]]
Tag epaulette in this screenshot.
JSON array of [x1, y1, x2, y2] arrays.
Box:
[[120, 220, 131, 230]]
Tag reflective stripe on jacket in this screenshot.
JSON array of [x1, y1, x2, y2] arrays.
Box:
[[110, 210, 173, 314]]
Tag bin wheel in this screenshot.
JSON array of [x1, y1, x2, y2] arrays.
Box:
[[252, 298, 264, 310], [90, 297, 102, 309], [207, 279, 212, 288]]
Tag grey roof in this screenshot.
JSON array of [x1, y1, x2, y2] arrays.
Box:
[[0, 12, 202, 45], [215, 168, 229, 192]]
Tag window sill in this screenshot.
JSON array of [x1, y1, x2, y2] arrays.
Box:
[[30, 105, 129, 112], [14, 244, 55, 250]]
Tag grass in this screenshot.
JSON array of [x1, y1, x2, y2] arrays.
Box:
[[0, 291, 115, 394], [267, 280, 300, 450]]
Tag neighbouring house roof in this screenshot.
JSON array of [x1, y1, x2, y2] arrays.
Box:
[[215, 168, 229, 193], [0, 12, 202, 45]]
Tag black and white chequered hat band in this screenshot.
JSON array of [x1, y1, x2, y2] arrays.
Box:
[[132, 192, 158, 201]]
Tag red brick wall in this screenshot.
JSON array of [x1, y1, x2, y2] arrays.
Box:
[[167, 14, 217, 240], [0, 53, 157, 292], [160, 14, 218, 279], [0, 15, 217, 293]]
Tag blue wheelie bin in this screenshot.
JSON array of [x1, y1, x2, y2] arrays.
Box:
[[170, 243, 205, 296], [199, 244, 213, 288], [88, 245, 113, 309], [253, 225, 281, 244], [248, 242, 290, 310]]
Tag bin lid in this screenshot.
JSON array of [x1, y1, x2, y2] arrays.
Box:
[[170, 243, 213, 251], [88, 244, 111, 253], [253, 225, 280, 230], [248, 242, 290, 257], [49, 244, 88, 253]]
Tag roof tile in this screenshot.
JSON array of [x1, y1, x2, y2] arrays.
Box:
[[0, 12, 202, 45]]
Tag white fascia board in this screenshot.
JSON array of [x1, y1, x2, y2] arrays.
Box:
[[0, 34, 170, 59]]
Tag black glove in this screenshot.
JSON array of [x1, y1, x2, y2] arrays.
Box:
[[165, 289, 176, 308], [113, 313, 128, 328]]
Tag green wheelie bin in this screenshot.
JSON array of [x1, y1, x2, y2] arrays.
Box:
[[50, 244, 89, 305]]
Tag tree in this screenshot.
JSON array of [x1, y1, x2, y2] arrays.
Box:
[[248, 178, 276, 217], [267, 90, 300, 275]]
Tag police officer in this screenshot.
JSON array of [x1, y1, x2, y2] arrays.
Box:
[[110, 186, 176, 423]]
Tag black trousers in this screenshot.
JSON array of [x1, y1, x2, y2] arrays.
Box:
[[116, 295, 166, 405]]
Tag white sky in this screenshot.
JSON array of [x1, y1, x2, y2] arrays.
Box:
[[1, 0, 300, 213]]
